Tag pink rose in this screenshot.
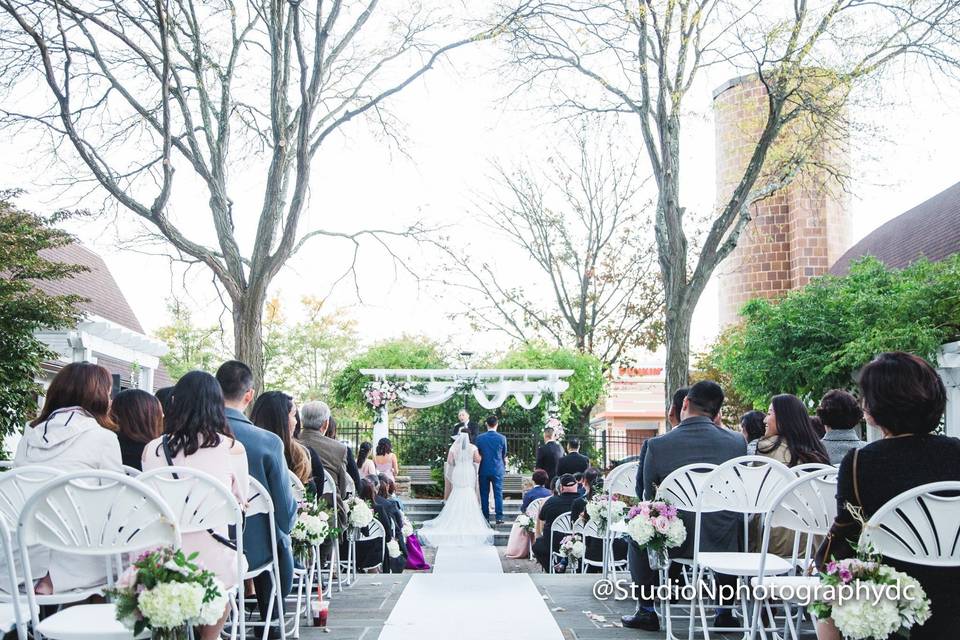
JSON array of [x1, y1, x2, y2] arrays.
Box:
[[653, 516, 670, 533]]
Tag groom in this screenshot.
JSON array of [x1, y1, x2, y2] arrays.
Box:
[[475, 415, 507, 524]]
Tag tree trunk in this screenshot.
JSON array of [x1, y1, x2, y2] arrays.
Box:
[[663, 300, 693, 428], [232, 294, 266, 393]]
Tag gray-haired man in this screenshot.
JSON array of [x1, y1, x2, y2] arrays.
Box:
[[298, 401, 354, 498]]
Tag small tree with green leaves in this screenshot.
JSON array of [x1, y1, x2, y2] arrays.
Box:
[[712, 256, 960, 408], [0, 195, 84, 439], [154, 299, 226, 382]]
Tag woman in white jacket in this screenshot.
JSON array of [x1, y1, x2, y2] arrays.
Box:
[[14, 362, 123, 594]]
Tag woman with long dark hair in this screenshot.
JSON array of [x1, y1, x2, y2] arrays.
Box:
[[740, 410, 767, 454], [357, 441, 376, 476], [250, 391, 319, 490], [142, 371, 248, 640], [756, 394, 829, 467], [13, 362, 123, 594], [374, 437, 399, 481], [110, 389, 164, 470]]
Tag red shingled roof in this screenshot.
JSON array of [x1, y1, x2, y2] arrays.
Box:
[[831, 180, 960, 275], [34, 243, 145, 333]]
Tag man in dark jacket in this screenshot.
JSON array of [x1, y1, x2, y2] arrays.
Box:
[[216, 360, 297, 636], [556, 438, 590, 477], [531, 474, 580, 571], [622, 381, 746, 632], [535, 427, 563, 483]]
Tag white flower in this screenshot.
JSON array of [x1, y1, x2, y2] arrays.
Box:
[[196, 579, 228, 627], [293, 513, 330, 545], [665, 519, 687, 548], [831, 592, 901, 640], [401, 521, 414, 538], [138, 582, 204, 629], [347, 499, 374, 528], [162, 560, 192, 577], [386, 540, 401, 558], [317, 511, 329, 522], [570, 540, 585, 559], [627, 517, 655, 547]]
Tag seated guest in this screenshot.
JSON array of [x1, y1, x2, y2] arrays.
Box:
[[251, 391, 318, 490], [623, 380, 746, 632], [754, 394, 829, 557], [535, 427, 563, 484], [142, 371, 248, 640], [571, 468, 627, 572], [375, 473, 407, 573], [816, 389, 865, 465], [13, 362, 123, 594], [531, 474, 581, 571], [111, 388, 164, 470], [740, 410, 767, 455], [382, 475, 404, 511], [521, 469, 553, 511], [352, 479, 384, 572], [154, 385, 174, 414], [809, 416, 826, 439], [298, 401, 354, 498], [351, 476, 405, 573], [216, 360, 296, 635], [816, 353, 960, 640], [356, 441, 376, 477], [556, 438, 589, 477], [327, 416, 361, 493]]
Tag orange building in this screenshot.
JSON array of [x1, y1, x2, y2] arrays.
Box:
[[590, 363, 667, 465]]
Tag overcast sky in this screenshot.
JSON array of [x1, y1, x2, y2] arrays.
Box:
[[3, 13, 959, 365]]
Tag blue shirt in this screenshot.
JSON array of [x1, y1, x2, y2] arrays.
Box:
[[521, 485, 552, 512]]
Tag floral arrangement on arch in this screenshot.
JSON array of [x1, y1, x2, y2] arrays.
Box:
[[585, 494, 629, 534], [453, 375, 483, 395], [545, 413, 564, 440], [363, 379, 425, 412], [809, 553, 931, 640], [108, 547, 228, 639]]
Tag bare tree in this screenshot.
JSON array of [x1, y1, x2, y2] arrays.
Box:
[[501, 0, 960, 403], [0, 0, 517, 386], [433, 124, 663, 375]]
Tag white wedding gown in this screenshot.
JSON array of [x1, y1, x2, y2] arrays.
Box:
[[417, 433, 495, 547]]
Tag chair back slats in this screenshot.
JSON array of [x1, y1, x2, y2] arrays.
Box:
[[289, 471, 306, 502], [18, 470, 179, 555], [700, 456, 795, 514], [604, 461, 639, 498], [655, 463, 718, 511], [861, 481, 960, 566], [357, 519, 385, 543], [550, 512, 573, 537], [246, 477, 275, 517], [526, 497, 547, 519], [139, 467, 244, 535], [770, 468, 838, 534], [0, 467, 61, 529]]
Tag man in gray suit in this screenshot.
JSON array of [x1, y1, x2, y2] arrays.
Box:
[[298, 401, 355, 499], [622, 380, 746, 632]]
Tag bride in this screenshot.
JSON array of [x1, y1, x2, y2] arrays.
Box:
[[417, 429, 495, 547]]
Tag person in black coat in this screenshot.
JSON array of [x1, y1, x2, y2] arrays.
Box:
[[532, 474, 581, 571], [571, 468, 628, 573], [450, 409, 479, 443], [556, 438, 590, 477], [373, 474, 407, 573], [110, 389, 164, 471], [535, 427, 563, 483], [817, 352, 960, 640], [352, 475, 406, 573]]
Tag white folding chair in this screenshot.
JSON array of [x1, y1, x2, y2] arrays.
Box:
[[288, 471, 305, 502], [750, 467, 839, 640], [285, 470, 310, 637], [651, 463, 718, 640], [354, 519, 386, 573], [548, 513, 573, 574], [579, 518, 625, 575], [242, 478, 288, 640], [138, 466, 246, 640], [18, 470, 180, 640], [688, 456, 797, 640], [0, 518, 29, 640], [860, 480, 960, 566], [120, 466, 141, 477], [525, 497, 548, 560], [602, 461, 639, 577], [791, 463, 833, 475]]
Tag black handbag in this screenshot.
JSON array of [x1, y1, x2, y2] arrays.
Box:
[[814, 448, 861, 572]]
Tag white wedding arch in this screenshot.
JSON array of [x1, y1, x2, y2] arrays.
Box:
[[359, 369, 575, 442]]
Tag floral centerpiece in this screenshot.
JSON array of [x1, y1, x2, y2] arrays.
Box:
[[515, 513, 535, 534], [291, 492, 338, 564], [558, 533, 585, 571], [363, 379, 424, 412], [109, 547, 228, 640], [585, 494, 629, 534], [809, 555, 931, 640], [625, 500, 686, 569], [344, 496, 375, 535]]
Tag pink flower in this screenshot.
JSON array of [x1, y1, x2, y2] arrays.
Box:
[[116, 566, 138, 590], [838, 567, 853, 583], [653, 516, 670, 533], [661, 505, 678, 518]]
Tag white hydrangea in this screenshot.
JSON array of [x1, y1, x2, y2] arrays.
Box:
[[570, 540, 585, 559], [347, 499, 374, 528], [627, 517, 655, 547], [830, 588, 901, 640], [292, 513, 329, 545], [196, 579, 229, 627], [665, 519, 687, 548], [895, 573, 931, 628], [401, 517, 414, 538], [138, 582, 204, 629], [386, 539, 401, 558]]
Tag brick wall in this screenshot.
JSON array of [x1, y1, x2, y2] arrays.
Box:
[[713, 74, 851, 326]]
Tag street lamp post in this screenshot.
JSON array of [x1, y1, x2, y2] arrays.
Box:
[[459, 350, 474, 410]]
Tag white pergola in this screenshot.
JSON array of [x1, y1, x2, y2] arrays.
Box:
[[360, 369, 575, 442], [937, 341, 960, 439]]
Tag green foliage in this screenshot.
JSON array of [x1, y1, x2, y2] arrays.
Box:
[[0, 196, 84, 439], [154, 299, 226, 381], [330, 336, 448, 418], [713, 256, 960, 407]]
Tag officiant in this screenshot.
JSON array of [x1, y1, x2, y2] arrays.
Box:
[[450, 409, 479, 443]]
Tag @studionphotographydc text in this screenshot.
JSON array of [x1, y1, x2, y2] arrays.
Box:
[[591, 578, 922, 607]]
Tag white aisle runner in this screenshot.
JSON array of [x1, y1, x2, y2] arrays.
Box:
[[377, 545, 564, 640]]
